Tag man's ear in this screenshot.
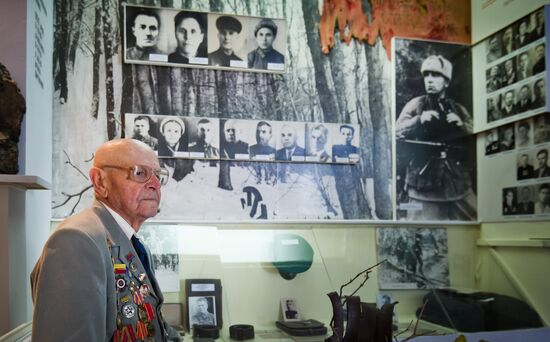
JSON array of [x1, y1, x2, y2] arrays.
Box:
[[89, 167, 108, 198]]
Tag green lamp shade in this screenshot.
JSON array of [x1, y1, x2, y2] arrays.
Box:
[[272, 234, 314, 280]]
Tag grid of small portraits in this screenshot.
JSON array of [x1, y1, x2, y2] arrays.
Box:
[[502, 183, 550, 216], [124, 113, 361, 164], [484, 112, 550, 156], [485, 7, 546, 124], [123, 4, 286, 73]]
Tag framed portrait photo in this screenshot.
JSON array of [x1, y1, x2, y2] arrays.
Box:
[[185, 279, 222, 331], [280, 297, 301, 322]]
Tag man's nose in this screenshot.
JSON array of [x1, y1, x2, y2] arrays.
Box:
[[148, 174, 162, 189]]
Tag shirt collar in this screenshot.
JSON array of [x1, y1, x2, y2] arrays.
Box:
[[101, 201, 135, 240]]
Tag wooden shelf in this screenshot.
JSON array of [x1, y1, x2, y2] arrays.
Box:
[[0, 174, 50, 190]]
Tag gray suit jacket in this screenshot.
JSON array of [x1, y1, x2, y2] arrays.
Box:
[[30, 200, 175, 341]]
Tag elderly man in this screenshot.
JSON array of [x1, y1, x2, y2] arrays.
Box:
[[220, 119, 249, 159], [132, 115, 158, 149], [30, 139, 180, 341], [126, 8, 161, 61], [248, 18, 285, 69], [396, 55, 475, 221], [209, 16, 243, 67], [275, 124, 305, 161]]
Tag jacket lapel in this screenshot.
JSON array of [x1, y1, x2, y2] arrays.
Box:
[[92, 200, 163, 303]]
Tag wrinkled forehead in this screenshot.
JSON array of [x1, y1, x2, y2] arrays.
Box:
[[97, 142, 159, 168]]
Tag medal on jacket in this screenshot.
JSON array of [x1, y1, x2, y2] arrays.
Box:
[[122, 304, 136, 318], [114, 263, 127, 274], [139, 284, 150, 297], [116, 278, 126, 290]]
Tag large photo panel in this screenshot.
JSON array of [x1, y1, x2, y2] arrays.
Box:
[[393, 37, 477, 222]]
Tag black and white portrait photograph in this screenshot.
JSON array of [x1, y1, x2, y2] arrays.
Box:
[[487, 94, 503, 123], [501, 25, 515, 56], [516, 50, 533, 81], [305, 123, 332, 163], [376, 227, 449, 290], [52, 0, 392, 222], [331, 123, 360, 163], [138, 225, 181, 292], [516, 119, 532, 148], [498, 122, 515, 152], [534, 183, 550, 214], [168, 10, 208, 65], [187, 117, 220, 159], [517, 185, 535, 215], [485, 128, 500, 156], [125, 113, 160, 151], [534, 147, 550, 179], [248, 120, 276, 161], [188, 296, 217, 327], [485, 32, 503, 64], [485, 64, 502, 93], [220, 119, 250, 160], [245, 17, 286, 71], [502, 187, 518, 215], [124, 6, 165, 62], [207, 14, 248, 68], [156, 115, 189, 158], [532, 77, 546, 110], [281, 297, 300, 322], [534, 113, 550, 144], [394, 38, 476, 222], [517, 152, 535, 181], [530, 8, 546, 42], [274, 121, 305, 162], [500, 57, 517, 88], [531, 43, 546, 75]]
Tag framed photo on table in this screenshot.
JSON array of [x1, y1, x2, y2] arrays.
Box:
[[185, 279, 222, 331], [280, 297, 301, 322]]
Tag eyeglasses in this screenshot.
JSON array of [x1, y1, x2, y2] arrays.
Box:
[[100, 165, 169, 186]]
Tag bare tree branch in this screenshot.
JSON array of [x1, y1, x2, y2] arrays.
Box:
[[52, 184, 93, 215], [63, 150, 89, 180]]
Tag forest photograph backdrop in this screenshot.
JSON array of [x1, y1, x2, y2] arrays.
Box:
[[51, 0, 470, 221]]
